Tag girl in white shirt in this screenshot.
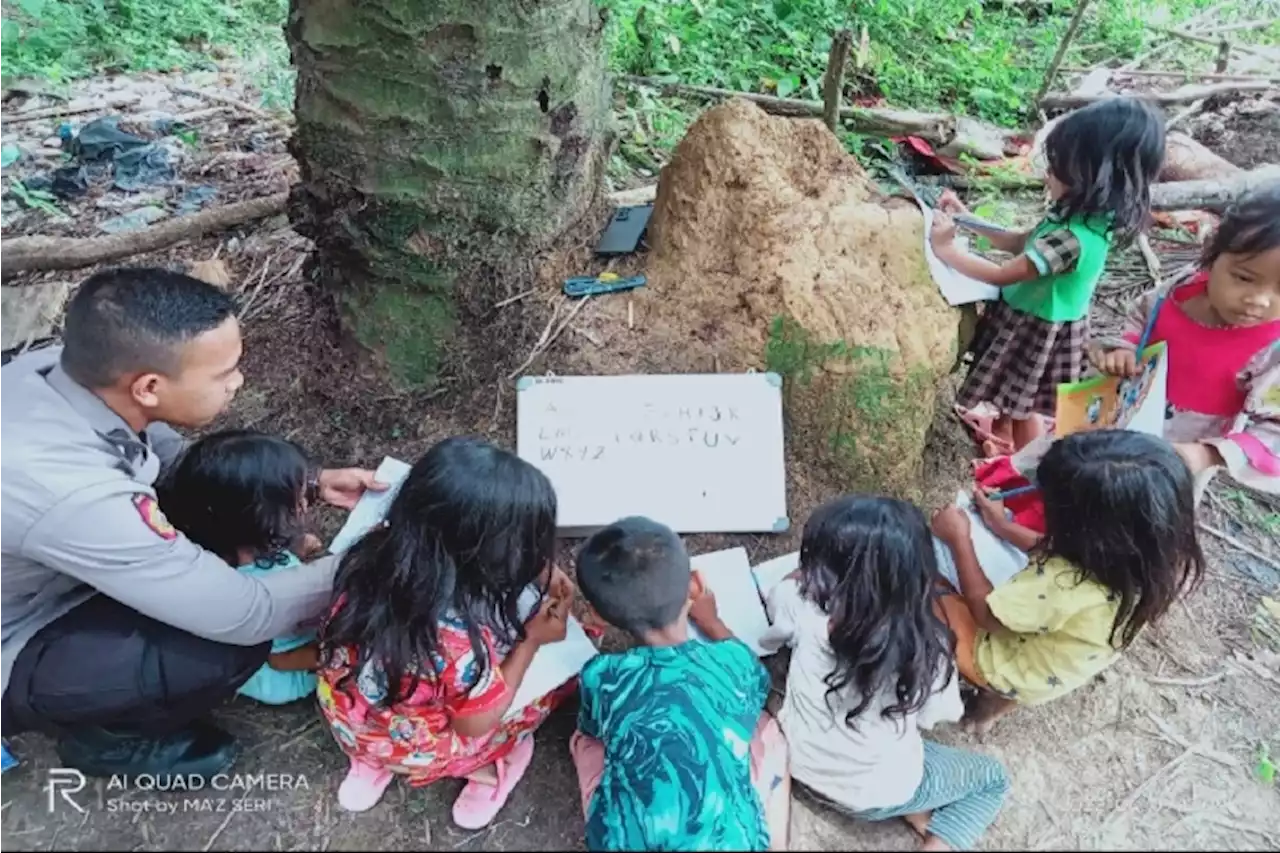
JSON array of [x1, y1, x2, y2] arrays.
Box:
[[761, 495, 1010, 852]]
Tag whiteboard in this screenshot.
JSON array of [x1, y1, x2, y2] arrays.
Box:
[[516, 373, 789, 534]]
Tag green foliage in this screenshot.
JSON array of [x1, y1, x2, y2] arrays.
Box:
[[0, 0, 290, 95], [601, 0, 1269, 132]]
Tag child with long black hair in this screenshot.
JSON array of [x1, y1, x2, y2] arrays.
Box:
[[158, 430, 323, 705], [1091, 181, 1280, 499], [316, 437, 574, 830], [935, 97, 1167, 455], [933, 429, 1206, 733], [760, 496, 1010, 852]]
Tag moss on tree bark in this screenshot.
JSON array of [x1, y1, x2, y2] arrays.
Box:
[[286, 0, 612, 387]]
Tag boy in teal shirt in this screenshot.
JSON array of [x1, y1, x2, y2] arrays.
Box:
[[571, 517, 790, 852]]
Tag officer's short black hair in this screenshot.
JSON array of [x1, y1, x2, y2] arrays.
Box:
[[61, 267, 237, 388], [576, 516, 691, 637]]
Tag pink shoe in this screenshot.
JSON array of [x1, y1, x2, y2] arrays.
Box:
[[338, 759, 393, 812], [451, 736, 535, 830]]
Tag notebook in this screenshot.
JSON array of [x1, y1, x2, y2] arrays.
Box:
[[505, 586, 598, 719], [688, 547, 774, 656], [933, 490, 1029, 590]]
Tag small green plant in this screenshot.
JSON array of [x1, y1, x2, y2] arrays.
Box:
[[1257, 742, 1276, 786]]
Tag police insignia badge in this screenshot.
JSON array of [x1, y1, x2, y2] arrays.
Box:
[[133, 494, 177, 541]]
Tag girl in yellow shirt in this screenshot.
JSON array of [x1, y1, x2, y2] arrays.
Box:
[[932, 429, 1205, 733]]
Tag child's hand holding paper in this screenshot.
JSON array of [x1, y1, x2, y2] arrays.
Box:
[[689, 574, 732, 641]]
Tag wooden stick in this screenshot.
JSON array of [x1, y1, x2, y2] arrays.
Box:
[[1035, 0, 1094, 106], [1146, 670, 1227, 688], [1, 193, 288, 279], [1198, 521, 1280, 574], [1041, 80, 1273, 109], [1194, 17, 1279, 35], [1059, 67, 1277, 82], [1148, 25, 1266, 55], [169, 85, 277, 121], [1215, 38, 1231, 73], [620, 76, 959, 144], [4, 96, 140, 124], [822, 29, 854, 134]]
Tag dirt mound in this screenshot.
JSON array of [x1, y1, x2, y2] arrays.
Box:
[[564, 98, 963, 499]]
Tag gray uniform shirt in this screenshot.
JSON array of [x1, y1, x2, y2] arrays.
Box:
[[1, 346, 337, 696]]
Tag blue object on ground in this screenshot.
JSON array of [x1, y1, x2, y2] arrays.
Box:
[[563, 274, 647, 298], [2, 741, 17, 773]]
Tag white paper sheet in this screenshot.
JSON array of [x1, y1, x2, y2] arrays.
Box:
[[688, 547, 772, 656], [933, 490, 1029, 590], [921, 204, 1000, 306], [751, 551, 799, 601], [327, 456, 412, 555], [504, 587, 598, 719]]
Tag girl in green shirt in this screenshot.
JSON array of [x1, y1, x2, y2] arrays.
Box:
[[931, 97, 1166, 456]]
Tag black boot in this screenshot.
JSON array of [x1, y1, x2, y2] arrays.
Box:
[[55, 720, 237, 781]]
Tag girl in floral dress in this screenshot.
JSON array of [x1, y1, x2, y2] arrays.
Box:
[[317, 437, 575, 830]]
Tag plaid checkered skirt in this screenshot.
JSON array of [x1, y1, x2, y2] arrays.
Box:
[[958, 298, 1088, 419]]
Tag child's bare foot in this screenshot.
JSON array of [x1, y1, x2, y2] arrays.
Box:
[[921, 835, 954, 851], [962, 690, 1016, 736], [902, 811, 931, 839]]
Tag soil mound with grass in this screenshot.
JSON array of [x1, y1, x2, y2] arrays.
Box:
[[565, 98, 964, 498]]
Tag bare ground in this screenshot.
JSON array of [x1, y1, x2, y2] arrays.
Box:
[[3, 71, 1280, 851]]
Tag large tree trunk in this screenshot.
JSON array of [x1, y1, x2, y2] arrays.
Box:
[[285, 0, 612, 387]]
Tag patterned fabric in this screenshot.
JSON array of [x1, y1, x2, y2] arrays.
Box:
[[570, 714, 787, 823], [974, 556, 1122, 705], [840, 741, 1010, 852], [236, 550, 318, 705], [317, 610, 571, 786], [959, 298, 1089, 418], [577, 639, 771, 851], [1026, 227, 1082, 276]]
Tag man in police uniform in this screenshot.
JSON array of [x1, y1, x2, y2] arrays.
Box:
[[1, 268, 386, 779]]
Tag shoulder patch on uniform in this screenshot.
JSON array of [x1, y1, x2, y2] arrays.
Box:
[[132, 494, 177, 541]]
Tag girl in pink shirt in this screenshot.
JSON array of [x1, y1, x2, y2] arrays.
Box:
[[1091, 182, 1280, 498]]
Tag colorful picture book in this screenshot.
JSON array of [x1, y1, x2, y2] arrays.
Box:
[[1055, 341, 1168, 438]]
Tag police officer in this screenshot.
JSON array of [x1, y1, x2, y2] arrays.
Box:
[[1, 268, 386, 780]]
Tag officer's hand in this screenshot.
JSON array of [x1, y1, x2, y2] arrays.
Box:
[[318, 468, 389, 510]]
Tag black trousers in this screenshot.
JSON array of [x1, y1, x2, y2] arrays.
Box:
[[2, 595, 270, 738]]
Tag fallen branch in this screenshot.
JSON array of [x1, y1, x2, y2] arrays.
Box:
[[822, 29, 854, 134], [5, 96, 140, 124], [1194, 16, 1280, 35], [1, 193, 288, 279], [170, 85, 279, 121], [621, 75, 960, 145], [1198, 520, 1280, 574], [1040, 80, 1274, 109], [1151, 165, 1280, 211], [1060, 66, 1278, 82], [1148, 24, 1267, 55]]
